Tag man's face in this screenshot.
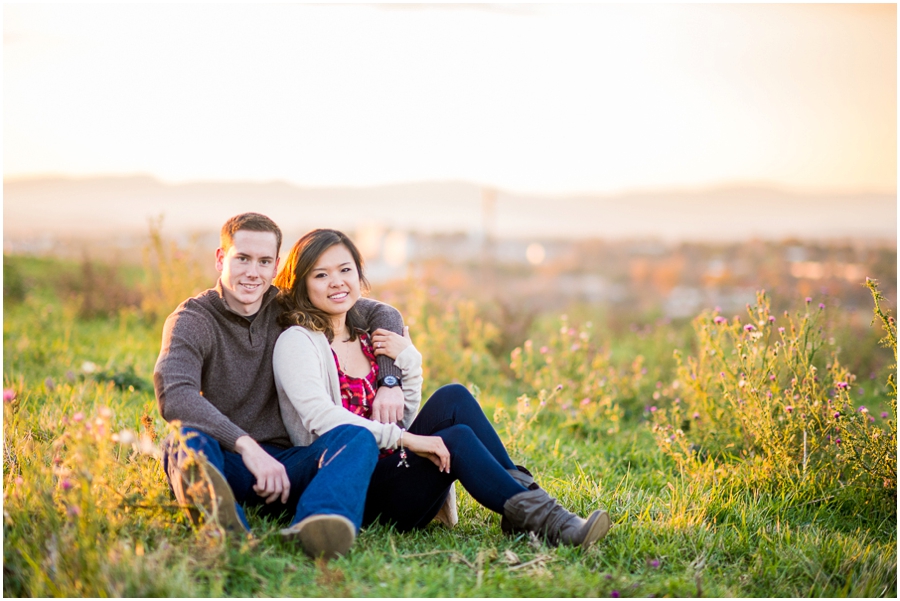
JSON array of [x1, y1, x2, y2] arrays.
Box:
[[216, 230, 280, 316]]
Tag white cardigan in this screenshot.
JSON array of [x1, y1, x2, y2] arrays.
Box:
[[273, 325, 423, 449]]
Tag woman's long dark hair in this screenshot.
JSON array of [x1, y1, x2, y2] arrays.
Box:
[[274, 229, 371, 342]]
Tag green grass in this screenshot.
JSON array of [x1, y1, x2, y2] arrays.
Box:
[[3, 257, 896, 597]]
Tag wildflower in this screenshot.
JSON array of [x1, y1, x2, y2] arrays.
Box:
[[719, 372, 725, 378], [44, 377, 55, 392], [882, 412, 889, 419], [835, 438, 842, 445], [648, 559, 660, 568], [99, 406, 112, 418], [611, 591, 620, 598], [60, 479, 74, 491], [669, 434, 676, 441], [805, 297, 812, 304], [693, 412, 700, 420], [744, 324, 755, 332], [768, 316, 776, 323], [858, 406, 868, 414], [66, 505, 80, 517], [778, 327, 785, 334], [833, 412, 841, 419], [713, 316, 727, 325], [570, 344, 580, 352], [818, 303, 825, 309], [555, 384, 563, 391], [605, 574, 613, 580], [540, 346, 549, 354], [835, 382, 849, 390], [81, 361, 97, 374], [785, 406, 793, 413], [73, 412, 85, 422], [649, 406, 657, 413], [3, 389, 15, 403], [65, 370, 76, 382], [769, 374, 776, 381], [869, 416, 875, 423], [673, 397, 680, 404], [580, 398, 591, 407]]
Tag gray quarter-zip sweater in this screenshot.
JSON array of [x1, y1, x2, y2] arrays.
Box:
[[153, 280, 403, 451]]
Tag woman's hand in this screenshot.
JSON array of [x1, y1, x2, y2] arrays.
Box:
[[400, 432, 450, 473], [372, 326, 412, 360]]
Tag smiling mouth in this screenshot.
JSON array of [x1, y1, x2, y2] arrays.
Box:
[[328, 292, 349, 300], [240, 283, 261, 291]]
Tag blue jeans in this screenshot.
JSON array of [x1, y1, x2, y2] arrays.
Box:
[[163, 424, 378, 531], [363, 384, 528, 531]]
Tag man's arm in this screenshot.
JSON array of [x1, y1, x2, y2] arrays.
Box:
[[355, 297, 406, 424], [153, 309, 248, 451], [355, 297, 404, 379]]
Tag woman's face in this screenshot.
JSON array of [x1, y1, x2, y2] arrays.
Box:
[[305, 243, 361, 317]]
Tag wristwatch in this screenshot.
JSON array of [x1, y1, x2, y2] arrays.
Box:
[[378, 375, 402, 388]]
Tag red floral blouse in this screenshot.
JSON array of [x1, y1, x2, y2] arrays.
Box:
[[331, 331, 380, 419]]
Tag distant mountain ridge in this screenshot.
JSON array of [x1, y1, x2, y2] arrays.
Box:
[[4, 175, 896, 243]]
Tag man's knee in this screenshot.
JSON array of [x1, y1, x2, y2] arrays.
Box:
[[320, 425, 379, 466]]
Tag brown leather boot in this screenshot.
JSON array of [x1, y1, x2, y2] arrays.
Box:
[[500, 465, 540, 534], [502, 488, 610, 548]]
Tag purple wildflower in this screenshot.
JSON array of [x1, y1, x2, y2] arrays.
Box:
[[834, 412, 841, 419], [581, 398, 591, 407], [858, 406, 868, 414], [835, 382, 849, 390], [882, 412, 889, 419], [768, 315, 776, 323], [649, 406, 657, 413], [3, 389, 15, 403], [67, 505, 80, 517], [73, 412, 85, 422], [835, 438, 842, 445], [744, 324, 756, 332], [610, 591, 620, 598], [778, 327, 785, 334], [805, 297, 812, 304], [785, 406, 793, 413], [818, 303, 825, 309], [693, 412, 700, 420], [714, 316, 727, 325], [648, 559, 660, 568], [540, 346, 549, 354]]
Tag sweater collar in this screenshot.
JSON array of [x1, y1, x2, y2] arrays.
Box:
[[212, 279, 280, 319]]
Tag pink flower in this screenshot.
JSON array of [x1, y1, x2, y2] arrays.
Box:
[[648, 559, 660, 568], [3, 389, 15, 403], [858, 406, 868, 414], [649, 406, 657, 413], [818, 303, 825, 310], [693, 412, 700, 420], [881, 412, 889, 419], [778, 327, 785, 334], [769, 374, 776, 381], [805, 297, 812, 303], [768, 316, 776, 323], [833, 412, 841, 419], [555, 384, 563, 391], [835, 382, 849, 390], [580, 398, 591, 407], [73, 412, 85, 422], [540, 346, 549, 354], [785, 406, 793, 413], [835, 438, 842, 445], [66, 505, 80, 517], [60, 479, 73, 491], [713, 316, 727, 325]]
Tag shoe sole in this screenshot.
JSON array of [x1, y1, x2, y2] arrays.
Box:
[[281, 514, 356, 560], [580, 509, 611, 549], [181, 456, 248, 535]]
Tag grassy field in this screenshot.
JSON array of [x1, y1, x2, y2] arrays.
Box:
[[3, 254, 896, 597]]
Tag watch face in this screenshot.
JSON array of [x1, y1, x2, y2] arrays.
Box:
[[383, 375, 400, 387]]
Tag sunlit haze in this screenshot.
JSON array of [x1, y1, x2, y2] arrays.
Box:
[[4, 3, 896, 196]]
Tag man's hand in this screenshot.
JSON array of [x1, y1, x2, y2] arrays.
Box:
[[371, 385, 404, 424], [234, 435, 290, 504]]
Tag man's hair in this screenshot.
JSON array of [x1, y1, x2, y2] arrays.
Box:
[[220, 213, 283, 256], [274, 229, 370, 342]]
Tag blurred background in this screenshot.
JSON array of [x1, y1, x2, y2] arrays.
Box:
[[4, 3, 897, 354]]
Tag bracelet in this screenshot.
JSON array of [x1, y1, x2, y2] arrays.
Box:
[[397, 428, 410, 468]]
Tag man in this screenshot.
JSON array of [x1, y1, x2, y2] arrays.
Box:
[[154, 212, 407, 559]]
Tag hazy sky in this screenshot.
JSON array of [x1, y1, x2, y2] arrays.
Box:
[[4, 3, 896, 196]]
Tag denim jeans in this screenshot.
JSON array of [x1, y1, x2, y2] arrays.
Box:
[[163, 423, 378, 531], [363, 384, 528, 531]]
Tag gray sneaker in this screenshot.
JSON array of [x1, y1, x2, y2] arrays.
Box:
[[169, 452, 249, 536], [280, 514, 356, 560]]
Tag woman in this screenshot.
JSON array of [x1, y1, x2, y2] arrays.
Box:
[[272, 229, 610, 548]]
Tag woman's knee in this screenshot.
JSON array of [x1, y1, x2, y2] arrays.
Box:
[[438, 424, 477, 452], [429, 383, 478, 410]]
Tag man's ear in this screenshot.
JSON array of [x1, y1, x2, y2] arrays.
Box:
[[274, 255, 281, 274], [215, 248, 225, 273]]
